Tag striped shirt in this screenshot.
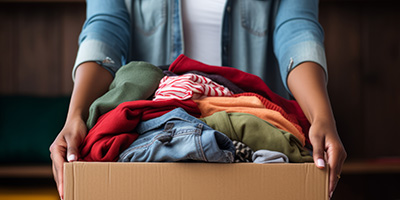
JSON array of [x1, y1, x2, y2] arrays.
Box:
[[153, 73, 234, 101]]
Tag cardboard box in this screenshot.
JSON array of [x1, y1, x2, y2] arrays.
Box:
[[64, 162, 328, 200]]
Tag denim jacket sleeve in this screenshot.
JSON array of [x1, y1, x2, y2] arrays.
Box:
[[273, 0, 328, 93], [72, 0, 131, 80]]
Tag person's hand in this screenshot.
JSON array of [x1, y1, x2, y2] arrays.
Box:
[[49, 117, 87, 200], [308, 119, 347, 199]]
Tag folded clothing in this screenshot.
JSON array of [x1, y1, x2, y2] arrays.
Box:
[[194, 95, 306, 146], [80, 99, 201, 161], [118, 108, 235, 163], [199, 111, 313, 163], [169, 54, 311, 138], [86, 61, 164, 129], [153, 73, 233, 101]]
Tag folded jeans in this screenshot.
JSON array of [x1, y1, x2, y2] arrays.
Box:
[[118, 107, 235, 163]]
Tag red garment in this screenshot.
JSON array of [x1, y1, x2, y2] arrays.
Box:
[[233, 92, 310, 145], [154, 73, 233, 101], [169, 54, 311, 137], [233, 92, 302, 132], [80, 99, 201, 161]]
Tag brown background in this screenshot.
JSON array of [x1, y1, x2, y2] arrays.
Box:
[[0, 0, 399, 199]]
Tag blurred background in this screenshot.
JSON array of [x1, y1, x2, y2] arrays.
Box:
[[0, 0, 399, 199]]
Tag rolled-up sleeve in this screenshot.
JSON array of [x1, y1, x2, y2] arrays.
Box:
[[273, 0, 328, 94], [72, 0, 131, 81]]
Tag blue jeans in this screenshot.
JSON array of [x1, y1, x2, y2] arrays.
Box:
[[118, 107, 235, 163]]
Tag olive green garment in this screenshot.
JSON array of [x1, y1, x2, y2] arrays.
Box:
[[199, 111, 313, 163], [86, 61, 164, 129]]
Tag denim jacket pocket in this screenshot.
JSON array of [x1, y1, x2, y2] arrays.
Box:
[[240, 0, 272, 36], [133, 0, 167, 35]]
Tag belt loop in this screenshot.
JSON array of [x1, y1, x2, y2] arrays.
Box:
[[158, 122, 175, 144], [196, 123, 203, 135], [164, 122, 175, 131]]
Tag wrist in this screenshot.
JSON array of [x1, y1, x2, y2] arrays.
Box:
[[66, 108, 87, 124], [308, 116, 338, 138], [309, 111, 336, 126]]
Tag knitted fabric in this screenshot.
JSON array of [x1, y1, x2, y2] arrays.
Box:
[[234, 92, 308, 145], [168, 54, 311, 138], [80, 99, 201, 161], [194, 96, 306, 146], [233, 140, 254, 163]]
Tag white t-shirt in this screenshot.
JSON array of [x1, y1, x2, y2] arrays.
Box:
[[181, 0, 227, 66]]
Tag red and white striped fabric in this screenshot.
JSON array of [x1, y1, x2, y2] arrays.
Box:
[[153, 73, 234, 101]]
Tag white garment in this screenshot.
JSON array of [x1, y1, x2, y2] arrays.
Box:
[[181, 0, 227, 66], [153, 73, 233, 101]]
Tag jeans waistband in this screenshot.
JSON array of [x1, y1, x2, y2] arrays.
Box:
[[119, 107, 235, 163]]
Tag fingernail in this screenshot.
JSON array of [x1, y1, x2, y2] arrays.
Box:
[[67, 154, 76, 162], [330, 191, 333, 198], [317, 158, 325, 168]]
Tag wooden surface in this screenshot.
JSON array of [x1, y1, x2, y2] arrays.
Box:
[[1, 2, 399, 200], [342, 161, 400, 174], [319, 1, 400, 160], [0, 165, 53, 178], [0, 3, 84, 96], [0, 3, 400, 200], [0, 0, 397, 2], [1, 0, 399, 159], [0, 0, 83, 2]]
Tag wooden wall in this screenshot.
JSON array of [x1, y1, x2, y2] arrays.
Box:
[[1, 1, 400, 160], [319, 1, 400, 160], [0, 2, 85, 96], [1, 1, 399, 199]]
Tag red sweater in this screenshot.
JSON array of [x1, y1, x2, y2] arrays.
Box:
[[169, 54, 310, 137], [80, 99, 201, 161]]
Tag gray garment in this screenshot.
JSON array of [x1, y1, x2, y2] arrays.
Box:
[[252, 149, 289, 164]]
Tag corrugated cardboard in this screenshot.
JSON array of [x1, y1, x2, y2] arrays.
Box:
[[64, 162, 328, 200]]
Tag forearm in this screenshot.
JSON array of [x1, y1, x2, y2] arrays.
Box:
[[67, 62, 113, 123], [288, 62, 347, 197], [287, 62, 335, 127]]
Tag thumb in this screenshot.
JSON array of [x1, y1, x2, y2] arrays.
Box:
[[65, 136, 80, 162], [310, 134, 326, 169]]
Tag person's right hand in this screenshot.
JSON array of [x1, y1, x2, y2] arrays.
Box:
[[49, 117, 87, 200]]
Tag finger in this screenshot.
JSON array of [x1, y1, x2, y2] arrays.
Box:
[[50, 153, 58, 184], [328, 154, 339, 198], [309, 133, 326, 169], [65, 134, 81, 162], [50, 145, 67, 199], [326, 144, 345, 198]]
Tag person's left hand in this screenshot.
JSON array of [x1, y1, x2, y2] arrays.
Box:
[[308, 119, 347, 199]]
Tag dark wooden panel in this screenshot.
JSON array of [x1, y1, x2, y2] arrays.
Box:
[[332, 173, 400, 200], [59, 4, 86, 94], [320, 1, 400, 160], [362, 3, 400, 158], [0, 5, 16, 94], [0, 3, 85, 96], [15, 4, 62, 95], [319, 2, 365, 159], [0, 0, 399, 158]]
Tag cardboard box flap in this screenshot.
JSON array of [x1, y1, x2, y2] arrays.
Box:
[[65, 162, 328, 200]]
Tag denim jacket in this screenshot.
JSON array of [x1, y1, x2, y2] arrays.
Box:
[[74, 0, 327, 97]]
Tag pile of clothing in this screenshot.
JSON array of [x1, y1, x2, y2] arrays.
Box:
[[79, 54, 313, 164]]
